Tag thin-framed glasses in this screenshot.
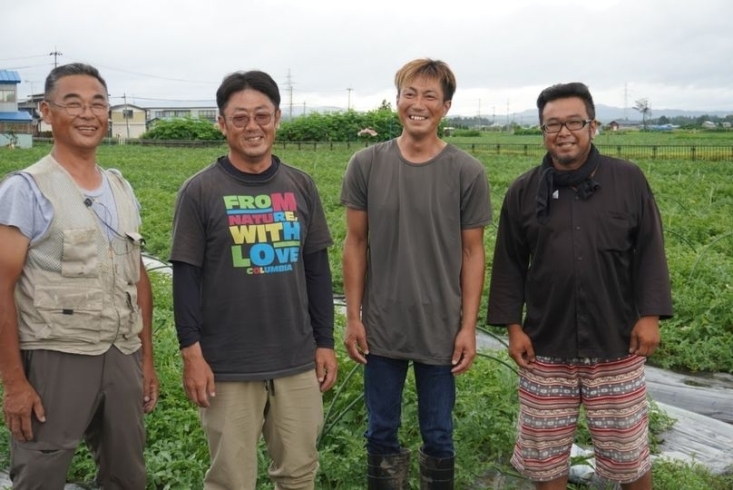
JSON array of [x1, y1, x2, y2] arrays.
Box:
[[228, 113, 275, 128], [541, 119, 593, 134], [46, 100, 110, 117]]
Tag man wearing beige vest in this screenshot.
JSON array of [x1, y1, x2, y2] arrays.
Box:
[[0, 63, 158, 489]]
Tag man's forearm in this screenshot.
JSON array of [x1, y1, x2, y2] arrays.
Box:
[[342, 238, 367, 321], [136, 264, 155, 362], [0, 298, 27, 387], [460, 231, 486, 331]]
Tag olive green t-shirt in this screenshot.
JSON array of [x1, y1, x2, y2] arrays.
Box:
[[340, 140, 491, 364]]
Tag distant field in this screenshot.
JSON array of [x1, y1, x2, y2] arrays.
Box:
[[446, 128, 733, 146], [1, 142, 731, 374]]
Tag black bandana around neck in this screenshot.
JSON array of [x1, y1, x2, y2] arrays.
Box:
[[536, 144, 601, 224]]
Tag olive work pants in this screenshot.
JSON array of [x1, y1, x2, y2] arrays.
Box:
[[9, 347, 146, 490], [200, 369, 324, 490]]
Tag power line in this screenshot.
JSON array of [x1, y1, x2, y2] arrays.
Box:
[[0, 54, 49, 62], [62, 55, 215, 85], [1, 63, 53, 70]]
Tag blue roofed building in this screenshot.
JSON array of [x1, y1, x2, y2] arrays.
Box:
[[0, 70, 33, 148]]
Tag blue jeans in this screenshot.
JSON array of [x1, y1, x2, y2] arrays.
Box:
[[364, 354, 455, 458]]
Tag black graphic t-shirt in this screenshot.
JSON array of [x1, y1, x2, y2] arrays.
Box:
[[170, 156, 332, 380]]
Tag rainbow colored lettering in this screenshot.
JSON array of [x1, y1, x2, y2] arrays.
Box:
[[224, 192, 300, 275]]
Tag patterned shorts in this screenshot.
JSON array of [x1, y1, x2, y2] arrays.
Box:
[[511, 354, 650, 484]]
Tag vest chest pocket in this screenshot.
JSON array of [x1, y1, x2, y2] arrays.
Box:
[[32, 285, 103, 343], [61, 228, 99, 278]]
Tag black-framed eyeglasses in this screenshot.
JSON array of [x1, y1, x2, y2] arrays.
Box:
[[46, 100, 110, 117], [541, 119, 593, 134], [228, 113, 275, 129]]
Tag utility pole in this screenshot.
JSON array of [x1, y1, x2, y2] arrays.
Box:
[[284, 69, 294, 120], [49, 47, 62, 68], [506, 99, 510, 127], [346, 87, 353, 110], [123, 93, 130, 139], [624, 83, 629, 120], [477, 98, 481, 128]]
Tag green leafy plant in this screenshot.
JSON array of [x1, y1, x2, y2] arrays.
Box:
[[141, 117, 224, 141]]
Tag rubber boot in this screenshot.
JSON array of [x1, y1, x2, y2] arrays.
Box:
[[367, 448, 411, 490], [419, 449, 454, 490]]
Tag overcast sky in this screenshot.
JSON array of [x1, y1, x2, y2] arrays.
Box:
[[3, 0, 732, 118]]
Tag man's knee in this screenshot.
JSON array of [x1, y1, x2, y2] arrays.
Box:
[[10, 443, 75, 490], [270, 459, 319, 490]]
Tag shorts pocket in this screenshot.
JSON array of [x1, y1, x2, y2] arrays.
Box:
[[32, 285, 103, 343]]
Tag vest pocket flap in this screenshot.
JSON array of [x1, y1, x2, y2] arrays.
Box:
[[33, 285, 104, 312]]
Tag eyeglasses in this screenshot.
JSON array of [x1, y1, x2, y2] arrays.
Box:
[[46, 100, 110, 117], [541, 119, 593, 134], [228, 113, 275, 128]]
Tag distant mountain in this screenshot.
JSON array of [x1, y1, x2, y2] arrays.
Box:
[[472, 104, 733, 126], [275, 103, 732, 124]]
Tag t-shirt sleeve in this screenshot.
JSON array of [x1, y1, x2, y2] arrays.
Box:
[[460, 164, 492, 229], [340, 151, 368, 210], [302, 178, 333, 255], [0, 173, 52, 242], [169, 180, 207, 266]]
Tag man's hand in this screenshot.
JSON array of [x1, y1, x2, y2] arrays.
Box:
[[181, 343, 216, 408], [507, 324, 536, 369], [343, 319, 369, 364], [315, 348, 338, 392], [451, 328, 477, 375], [629, 316, 661, 357], [2, 379, 45, 442], [142, 356, 159, 413]]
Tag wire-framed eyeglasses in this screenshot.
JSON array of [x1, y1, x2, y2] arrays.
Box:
[[228, 113, 275, 128], [541, 119, 593, 134], [46, 100, 110, 117]]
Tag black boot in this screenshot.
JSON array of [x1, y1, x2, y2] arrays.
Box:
[[367, 448, 411, 490], [418, 449, 454, 490]]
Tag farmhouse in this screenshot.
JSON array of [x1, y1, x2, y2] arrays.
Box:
[[110, 103, 146, 139], [139, 100, 218, 124], [0, 70, 33, 148]]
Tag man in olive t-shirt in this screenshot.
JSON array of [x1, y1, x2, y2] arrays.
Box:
[[341, 58, 491, 489]]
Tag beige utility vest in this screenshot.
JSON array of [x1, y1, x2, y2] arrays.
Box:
[[15, 155, 143, 355]]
